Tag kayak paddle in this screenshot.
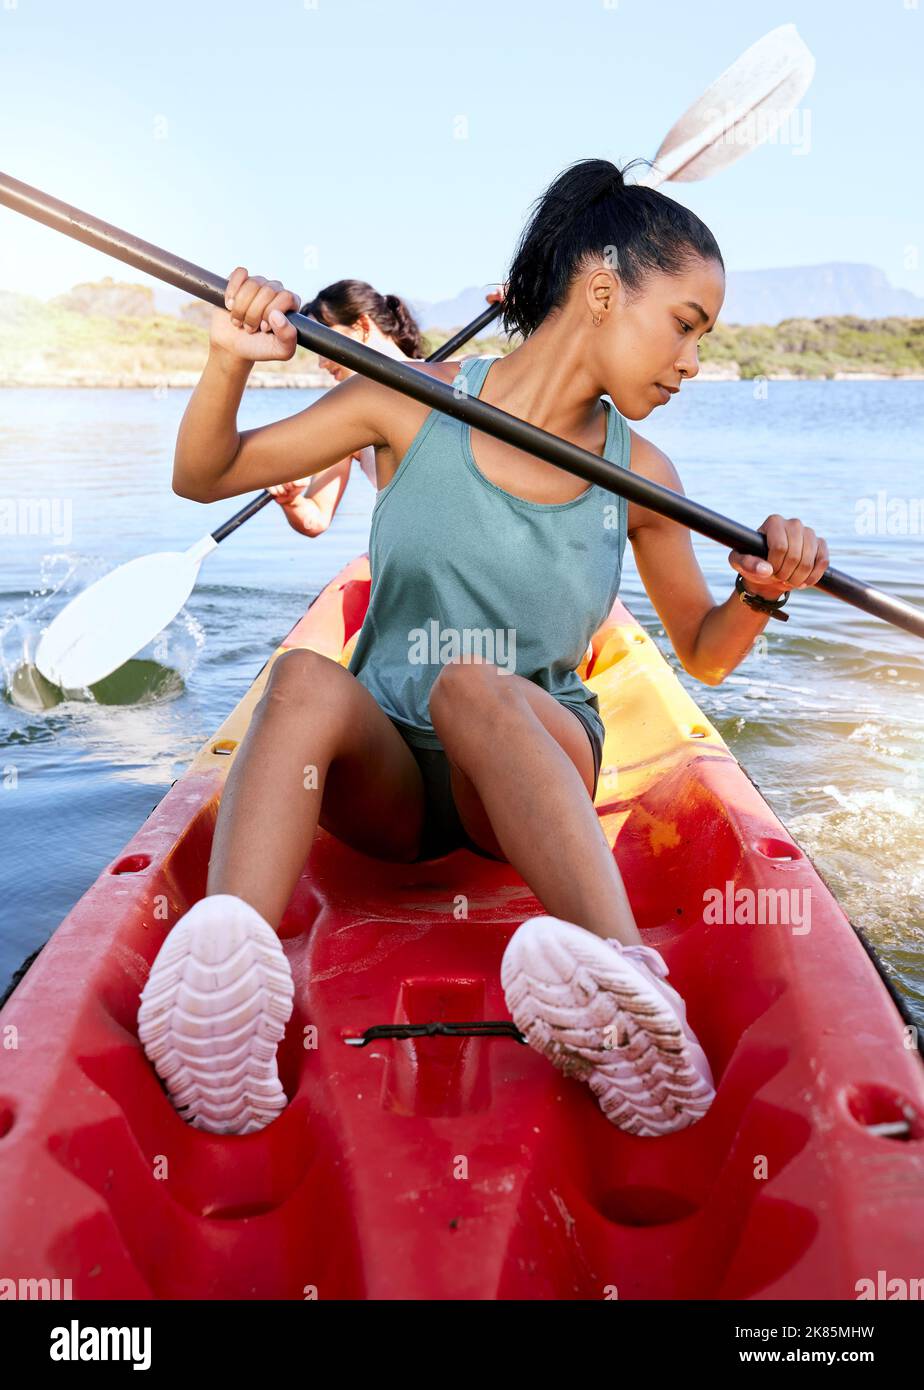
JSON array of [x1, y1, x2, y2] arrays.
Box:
[[636, 23, 815, 187]]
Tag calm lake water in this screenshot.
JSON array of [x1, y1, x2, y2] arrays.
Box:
[[1, 381, 922, 1026]]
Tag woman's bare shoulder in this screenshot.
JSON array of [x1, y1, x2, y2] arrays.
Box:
[[407, 359, 467, 385], [626, 428, 686, 538], [366, 359, 460, 431]]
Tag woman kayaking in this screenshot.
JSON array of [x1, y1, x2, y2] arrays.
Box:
[[138, 156, 829, 1139], [268, 280, 424, 537]]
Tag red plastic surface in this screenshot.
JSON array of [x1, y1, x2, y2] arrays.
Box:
[[1, 554, 922, 1301]]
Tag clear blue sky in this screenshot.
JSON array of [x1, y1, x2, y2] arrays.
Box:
[[1, 0, 921, 307]]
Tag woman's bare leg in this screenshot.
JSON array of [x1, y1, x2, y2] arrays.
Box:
[[429, 662, 643, 946], [207, 649, 426, 927]]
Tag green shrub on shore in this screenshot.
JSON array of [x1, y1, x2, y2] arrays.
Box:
[[697, 315, 924, 378], [2, 280, 923, 385]]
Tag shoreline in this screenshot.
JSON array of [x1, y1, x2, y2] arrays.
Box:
[[1, 369, 923, 389], [0, 370, 333, 389]]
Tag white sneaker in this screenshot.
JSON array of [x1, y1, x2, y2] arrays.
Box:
[[501, 915, 715, 1137], [137, 894, 295, 1135]]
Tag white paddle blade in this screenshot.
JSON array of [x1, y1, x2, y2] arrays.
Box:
[[639, 24, 815, 187], [35, 536, 216, 689]]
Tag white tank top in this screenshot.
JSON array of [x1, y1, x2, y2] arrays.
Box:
[[356, 445, 377, 488]]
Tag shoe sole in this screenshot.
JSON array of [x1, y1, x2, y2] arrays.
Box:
[[138, 896, 295, 1135], [501, 919, 715, 1137]]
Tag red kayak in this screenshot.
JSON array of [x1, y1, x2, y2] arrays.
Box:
[[1, 553, 922, 1300]]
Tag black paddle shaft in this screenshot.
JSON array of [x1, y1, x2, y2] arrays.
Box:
[[2, 170, 921, 638]]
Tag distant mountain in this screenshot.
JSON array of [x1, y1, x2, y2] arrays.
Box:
[[408, 286, 504, 332], [410, 263, 924, 331], [720, 263, 924, 325]]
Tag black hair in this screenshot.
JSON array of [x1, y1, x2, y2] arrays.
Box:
[[300, 279, 424, 358], [502, 157, 725, 339]]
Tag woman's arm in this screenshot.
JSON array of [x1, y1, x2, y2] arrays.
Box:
[[696, 513, 828, 682], [173, 268, 388, 503], [303, 457, 353, 511], [269, 458, 352, 537], [627, 433, 828, 686]]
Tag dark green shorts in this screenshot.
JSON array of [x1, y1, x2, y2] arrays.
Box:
[[389, 712, 603, 863]]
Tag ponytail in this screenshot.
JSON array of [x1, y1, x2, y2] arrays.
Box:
[[383, 292, 424, 358], [301, 279, 424, 358], [502, 156, 724, 339]]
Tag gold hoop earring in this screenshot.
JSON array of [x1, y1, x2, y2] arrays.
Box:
[[591, 313, 602, 327]]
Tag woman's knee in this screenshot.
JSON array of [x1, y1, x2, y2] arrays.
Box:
[[429, 660, 517, 727], [259, 649, 350, 719]]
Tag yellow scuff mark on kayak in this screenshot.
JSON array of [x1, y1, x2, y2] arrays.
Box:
[[630, 804, 683, 857]]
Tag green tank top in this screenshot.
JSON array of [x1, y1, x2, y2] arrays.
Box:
[[348, 354, 631, 753]]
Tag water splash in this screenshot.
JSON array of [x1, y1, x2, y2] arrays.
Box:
[[787, 785, 924, 1024], [0, 552, 205, 711]]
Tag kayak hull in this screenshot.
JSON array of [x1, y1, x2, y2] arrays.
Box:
[[1, 554, 922, 1301]]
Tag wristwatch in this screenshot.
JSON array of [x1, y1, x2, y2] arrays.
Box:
[[735, 573, 791, 622]]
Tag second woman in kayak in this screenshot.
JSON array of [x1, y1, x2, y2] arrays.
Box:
[[140, 156, 829, 1140], [268, 279, 425, 535]]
